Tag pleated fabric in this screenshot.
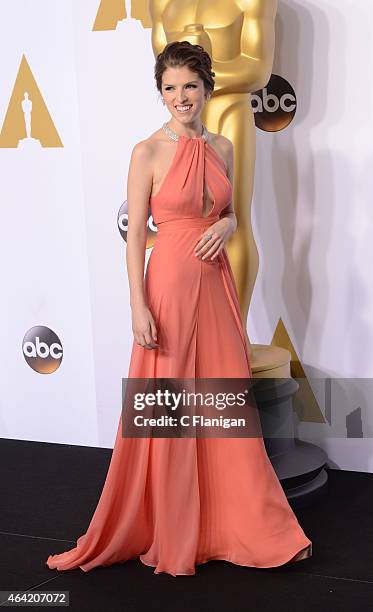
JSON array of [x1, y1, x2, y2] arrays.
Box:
[[46, 134, 312, 576]]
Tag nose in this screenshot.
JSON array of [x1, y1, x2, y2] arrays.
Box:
[[175, 90, 188, 104]]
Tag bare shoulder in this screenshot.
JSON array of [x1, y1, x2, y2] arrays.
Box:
[[209, 132, 233, 168], [211, 132, 232, 146], [129, 133, 162, 177], [131, 137, 153, 159], [132, 128, 169, 161], [209, 132, 233, 153], [129, 140, 151, 173]]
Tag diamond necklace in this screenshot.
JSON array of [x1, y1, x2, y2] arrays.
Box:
[[162, 121, 209, 142]]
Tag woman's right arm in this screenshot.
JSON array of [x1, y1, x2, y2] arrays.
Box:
[[126, 141, 159, 350]]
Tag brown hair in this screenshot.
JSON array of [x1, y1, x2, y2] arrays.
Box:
[[154, 41, 215, 97]]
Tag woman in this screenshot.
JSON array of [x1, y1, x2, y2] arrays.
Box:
[[46, 41, 312, 576]]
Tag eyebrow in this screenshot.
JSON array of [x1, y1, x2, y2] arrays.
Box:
[[163, 81, 199, 86]]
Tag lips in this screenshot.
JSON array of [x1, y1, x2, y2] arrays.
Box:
[[175, 104, 193, 112]]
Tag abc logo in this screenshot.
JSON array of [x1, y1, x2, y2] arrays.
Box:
[[117, 200, 157, 248], [22, 326, 63, 374], [251, 74, 297, 132]]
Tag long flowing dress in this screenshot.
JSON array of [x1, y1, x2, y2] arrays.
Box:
[[46, 133, 312, 576]]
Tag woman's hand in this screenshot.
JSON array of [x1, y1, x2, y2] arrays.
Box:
[[132, 304, 159, 349], [194, 216, 235, 262]]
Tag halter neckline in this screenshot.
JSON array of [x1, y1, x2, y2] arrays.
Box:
[[162, 121, 209, 143]]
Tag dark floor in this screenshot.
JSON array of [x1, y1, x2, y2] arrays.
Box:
[[1, 437, 373, 611]]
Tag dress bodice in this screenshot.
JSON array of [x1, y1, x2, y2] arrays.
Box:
[[150, 135, 232, 224]]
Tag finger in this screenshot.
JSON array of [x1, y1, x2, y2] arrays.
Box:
[[194, 232, 211, 248], [210, 243, 224, 260], [136, 331, 150, 349], [149, 320, 159, 344], [144, 337, 158, 349], [195, 237, 217, 257], [143, 330, 155, 347], [144, 330, 159, 349], [140, 335, 153, 350], [194, 233, 213, 254], [201, 242, 222, 260], [201, 239, 223, 260]]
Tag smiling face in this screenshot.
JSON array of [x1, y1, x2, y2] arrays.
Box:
[[161, 65, 209, 128]]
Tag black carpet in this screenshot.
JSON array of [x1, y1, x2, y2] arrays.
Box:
[[1, 437, 372, 611]]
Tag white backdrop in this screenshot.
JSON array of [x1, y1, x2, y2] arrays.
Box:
[[1, 1, 372, 471]]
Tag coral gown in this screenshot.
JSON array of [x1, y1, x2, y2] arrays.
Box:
[[46, 133, 312, 576]]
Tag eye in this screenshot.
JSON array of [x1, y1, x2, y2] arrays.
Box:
[[164, 84, 197, 91]]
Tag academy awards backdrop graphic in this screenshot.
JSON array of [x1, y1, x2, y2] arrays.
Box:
[[1, 0, 372, 473]]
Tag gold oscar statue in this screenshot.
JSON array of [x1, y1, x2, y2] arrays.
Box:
[[150, 0, 291, 377]]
